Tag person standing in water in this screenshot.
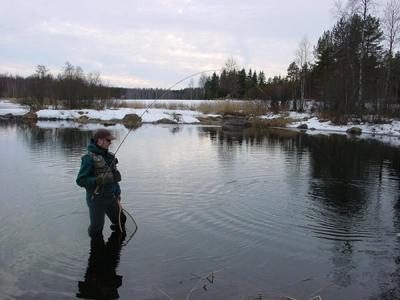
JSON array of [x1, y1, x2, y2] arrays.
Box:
[[77, 129, 126, 237]]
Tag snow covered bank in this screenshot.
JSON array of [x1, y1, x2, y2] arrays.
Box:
[[0, 100, 29, 116], [287, 116, 400, 136], [2, 100, 400, 140], [36, 108, 201, 123]]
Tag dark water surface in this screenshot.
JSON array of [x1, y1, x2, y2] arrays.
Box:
[[1, 122, 400, 300]]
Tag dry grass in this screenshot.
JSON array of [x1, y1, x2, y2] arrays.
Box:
[[118, 100, 198, 111], [118, 100, 271, 116], [316, 111, 349, 125], [251, 117, 295, 128], [197, 100, 269, 116]]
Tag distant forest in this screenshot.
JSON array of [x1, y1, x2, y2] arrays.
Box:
[[1, 0, 400, 117], [202, 0, 400, 117], [0, 63, 205, 109]]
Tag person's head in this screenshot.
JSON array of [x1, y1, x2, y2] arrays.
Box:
[[93, 129, 115, 150]]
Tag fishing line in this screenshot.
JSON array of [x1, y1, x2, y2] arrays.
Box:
[[95, 69, 217, 244]]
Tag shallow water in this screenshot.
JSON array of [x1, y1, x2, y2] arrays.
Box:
[[1, 122, 400, 299]]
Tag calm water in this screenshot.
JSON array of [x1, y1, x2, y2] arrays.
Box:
[[1, 122, 400, 300]]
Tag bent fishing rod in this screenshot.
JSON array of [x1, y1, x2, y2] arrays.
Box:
[[94, 69, 217, 241]]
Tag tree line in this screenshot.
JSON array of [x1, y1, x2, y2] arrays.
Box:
[[0, 62, 124, 109], [202, 0, 400, 117], [124, 87, 204, 100], [0, 63, 210, 108]]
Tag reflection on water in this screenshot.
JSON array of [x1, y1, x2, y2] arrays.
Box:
[[1, 122, 400, 299], [77, 232, 125, 299]]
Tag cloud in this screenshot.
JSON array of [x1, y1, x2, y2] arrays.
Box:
[[2, 0, 387, 88], [101, 74, 152, 88]]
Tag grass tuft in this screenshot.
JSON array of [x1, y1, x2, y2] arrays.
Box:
[[197, 100, 269, 116], [251, 117, 295, 128]]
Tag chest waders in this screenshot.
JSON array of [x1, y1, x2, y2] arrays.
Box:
[[90, 152, 124, 233]]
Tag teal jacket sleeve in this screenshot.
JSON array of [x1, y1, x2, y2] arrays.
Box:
[[115, 182, 121, 195], [76, 154, 96, 190]]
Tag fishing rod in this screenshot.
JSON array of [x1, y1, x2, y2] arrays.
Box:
[[95, 69, 217, 243]]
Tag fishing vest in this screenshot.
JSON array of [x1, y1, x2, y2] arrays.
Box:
[[89, 152, 117, 183]]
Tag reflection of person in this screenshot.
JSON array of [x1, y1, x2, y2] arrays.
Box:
[[77, 232, 125, 299], [76, 129, 126, 237]]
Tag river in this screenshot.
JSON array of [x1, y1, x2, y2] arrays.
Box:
[[1, 122, 399, 299]]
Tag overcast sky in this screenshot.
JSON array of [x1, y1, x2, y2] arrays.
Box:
[[0, 0, 388, 88]]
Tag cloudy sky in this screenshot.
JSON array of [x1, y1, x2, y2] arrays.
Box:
[[0, 0, 387, 88]]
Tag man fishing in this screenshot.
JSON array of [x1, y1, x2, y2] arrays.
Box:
[[77, 129, 126, 237]]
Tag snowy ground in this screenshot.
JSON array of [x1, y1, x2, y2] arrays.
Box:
[[0, 100, 29, 115], [2, 99, 400, 146], [36, 107, 201, 123]]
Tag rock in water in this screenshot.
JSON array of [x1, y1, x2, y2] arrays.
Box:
[[75, 115, 89, 123], [155, 118, 177, 124], [122, 113, 142, 128], [346, 127, 362, 135], [297, 124, 308, 130], [221, 116, 251, 129]]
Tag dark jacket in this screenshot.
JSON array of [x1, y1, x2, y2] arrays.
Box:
[[76, 139, 121, 201]]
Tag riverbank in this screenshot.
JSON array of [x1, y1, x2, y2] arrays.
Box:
[[2, 99, 400, 138]]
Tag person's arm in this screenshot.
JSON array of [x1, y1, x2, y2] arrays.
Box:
[[76, 154, 96, 189], [115, 182, 121, 196]]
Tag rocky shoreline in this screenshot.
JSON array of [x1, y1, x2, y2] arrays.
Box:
[[0, 110, 255, 130], [3, 109, 400, 138]]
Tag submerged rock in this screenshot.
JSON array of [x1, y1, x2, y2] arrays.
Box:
[[346, 127, 362, 135], [122, 113, 142, 128]]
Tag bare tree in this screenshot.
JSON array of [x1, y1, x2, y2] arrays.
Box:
[[187, 78, 194, 100], [198, 74, 208, 88], [221, 57, 239, 98], [332, 0, 359, 19], [222, 57, 239, 73], [295, 36, 312, 111], [383, 0, 400, 54], [31, 65, 50, 108], [35, 65, 49, 79], [349, 0, 376, 107], [383, 0, 400, 103]]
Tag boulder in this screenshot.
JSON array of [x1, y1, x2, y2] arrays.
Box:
[[101, 120, 117, 127], [155, 118, 177, 124], [2, 113, 14, 119], [346, 127, 362, 135], [221, 116, 251, 128], [75, 115, 89, 123], [196, 116, 222, 125], [221, 112, 247, 117], [297, 123, 308, 130], [122, 113, 142, 128]]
